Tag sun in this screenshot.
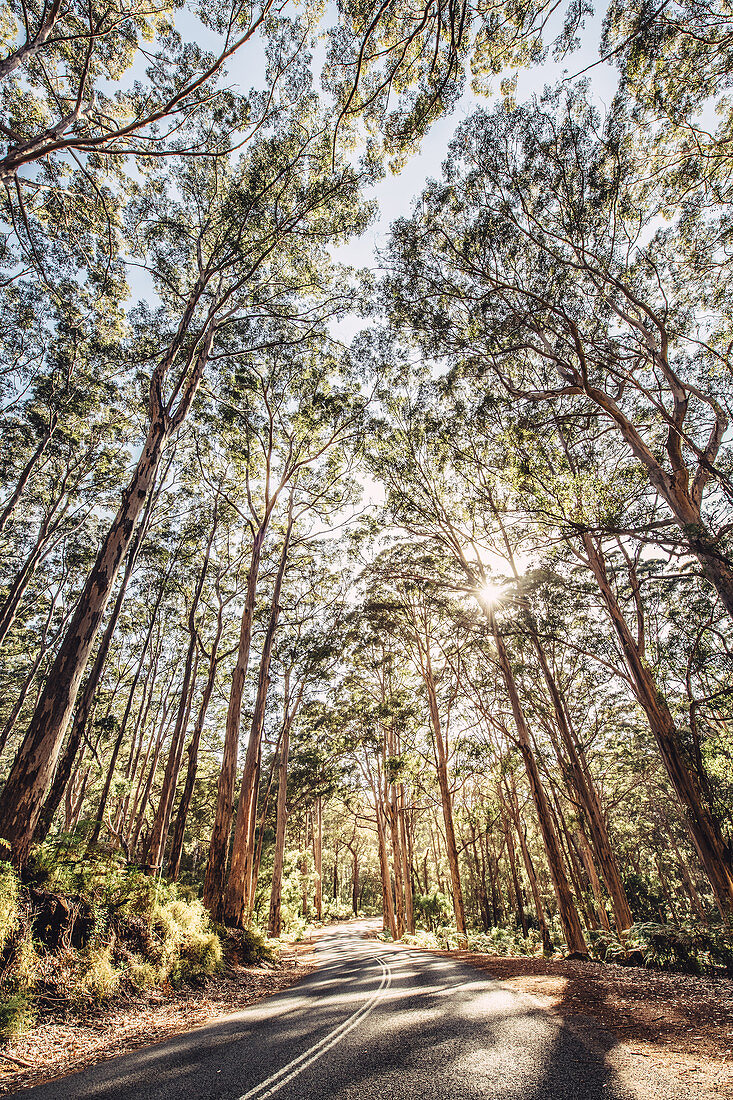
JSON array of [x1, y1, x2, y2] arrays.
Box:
[[478, 580, 504, 607]]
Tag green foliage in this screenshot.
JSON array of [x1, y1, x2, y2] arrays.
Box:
[[413, 891, 453, 931], [468, 927, 547, 957], [0, 843, 229, 1035], [322, 898, 355, 922], [588, 922, 733, 975], [0, 861, 19, 953], [71, 945, 120, 1005], [0, 991, 36, 1040], [222, 927, 276, 967], [0, 923, 39, 1039]]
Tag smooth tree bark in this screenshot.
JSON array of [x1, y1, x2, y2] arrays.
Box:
[[375, 795, 398, 938], [397, 780, 415, 934], [147, 511, 218, 870], [579, 532, 733, 915], [203, 521, 269, 917], [346, 836, 360, 915], [127, 681, 176, 855], [527, 628, 633, 932], [267, 708, 291, 937], [482, 599, 588, 955], [504, 773, 552, 953], [498, 787, 529, 936], [419, 651, 467, 939], [226, 506, 293, 927], [168, 592, 226, 880], [313, 795, 323, 921]]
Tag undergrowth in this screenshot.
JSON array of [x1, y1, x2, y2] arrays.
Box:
[[0, 838, 275, 1041], [588, 921, 733, 975], [391, 917, 733, 975]]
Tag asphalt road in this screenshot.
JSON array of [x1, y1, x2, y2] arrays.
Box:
[[17, 921, 633, 1100]]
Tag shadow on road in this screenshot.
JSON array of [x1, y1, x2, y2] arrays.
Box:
[[14, 926, 630, 1100]]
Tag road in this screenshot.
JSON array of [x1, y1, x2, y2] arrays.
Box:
[[17, 921, 633, 1099]]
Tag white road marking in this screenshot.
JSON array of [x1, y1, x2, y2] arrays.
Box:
[[235, 954, 392, 1100]]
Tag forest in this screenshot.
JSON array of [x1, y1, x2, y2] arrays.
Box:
[[0, 0, 732, 1058]]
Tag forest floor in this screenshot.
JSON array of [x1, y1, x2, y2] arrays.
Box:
[[437, 949, 733, 1098], [0, 940, 318, 1095]]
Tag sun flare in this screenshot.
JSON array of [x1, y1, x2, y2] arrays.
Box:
[[479, 580, 504, 607]]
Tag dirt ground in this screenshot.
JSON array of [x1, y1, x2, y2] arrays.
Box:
[[440, 951, 733, 1098], [0, 941, 317, 1095]]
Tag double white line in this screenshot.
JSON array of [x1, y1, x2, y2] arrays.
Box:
[[236, 954, 392, 1100]]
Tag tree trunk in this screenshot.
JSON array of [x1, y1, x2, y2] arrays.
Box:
[[267, 718, 291, 937], [226, 508, 292, 926], [128, 688, 175, 856], [36, 482, 160, 843], [575, 828, 612, 932], [581, 533, 733, 915], [529, 628, 633, 932], [148, 520, 216, 871], [398, 785, 415, 934], [0, 413, 56, 537], [484, 604, 587, 955], [350, 846, 359, 914], [203, 522, 267, 918], [0, 323, 212, 867], [313, 795, 323, 921], [421, 657, 467, 939], [376, 799, 398, 937], [168, 606, 224, 881], [499, 789, 528, 936], [0, 502, 68, 651]]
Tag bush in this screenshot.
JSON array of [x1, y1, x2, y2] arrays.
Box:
[[413, 892, 452, 931], [0, 924, 39, 1039], [0, 847, 229, 1035], [0, 862, 19, 953], [0, 991, 35, 1039], [402, 930, 441, 949], [128, 960, 158, 992], [73, 945, 120, 1004], [468, 927, 547, 957], [587, 921, 733, 975], [223, 926, 276, 967], [322, 899, 355, 923]]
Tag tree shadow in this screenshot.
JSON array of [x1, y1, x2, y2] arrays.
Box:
[[13, 945, 631, 1100]]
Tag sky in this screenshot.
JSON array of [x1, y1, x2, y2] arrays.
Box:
[[328, 7, 620, 277], [164, 2, 620, 286]]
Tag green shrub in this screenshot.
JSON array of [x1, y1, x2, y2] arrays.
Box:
[[322, 899, 355, 922], [468, 927, 546, 957], [413, 892, 452, 931], [0, 861, 19, 952], [0, 990, 36, 1039], [224, 926, 276, 966], [171, 931, 223, 986], [402, 930, 440, 949], [587, 921, 733, 975], [73, 945, 120, 1004], [128, 960, 158, 992], [0, 922, 39, 1039], [0, 845, 228, 1026]]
